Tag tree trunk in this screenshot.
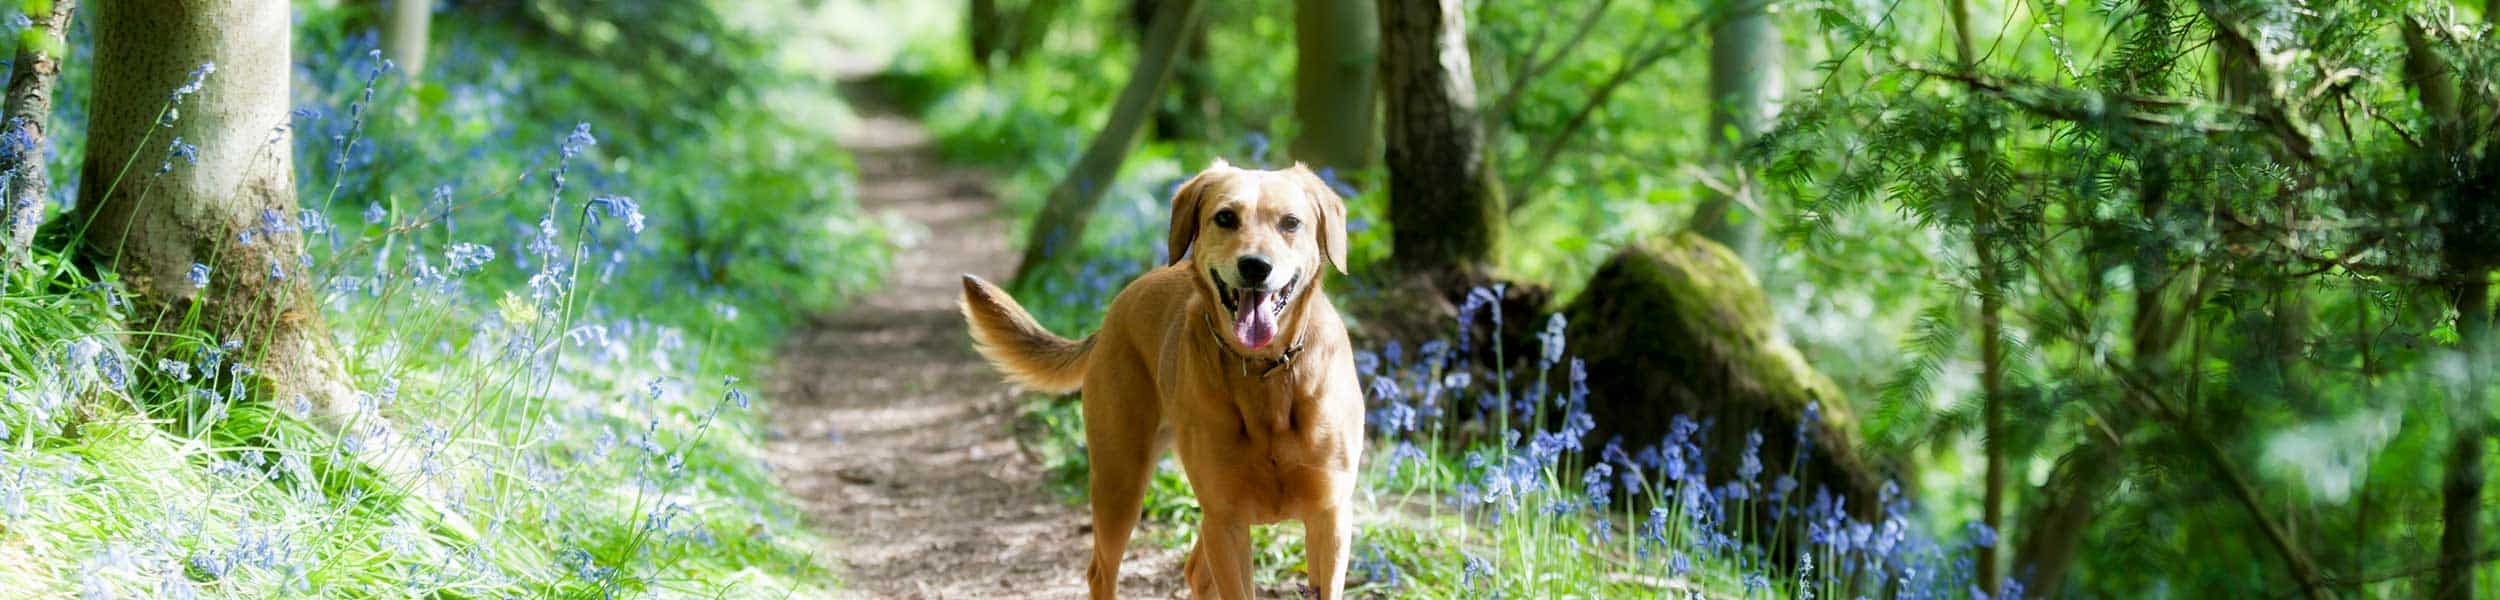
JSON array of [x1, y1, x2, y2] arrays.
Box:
[[2436, 275, 2489, 600], [1377, 0, 1502, 277], [1688, 0, 1783, 264], [1943, 0, 2006, 589], [969, 0, 1002, 72], [2011, 435, 2124, 594], [2, 0, 75, 269], [1003, 0, 1066, 65], [382, 0, 429, 77], [1135, 0, 1214, 143], [1007, 0, 1206, 289], [2013, 148, 2179, 598], [1290, 0, 1378, 174], [2406, 18, 2489, 600], [75, 0, 354, 413]]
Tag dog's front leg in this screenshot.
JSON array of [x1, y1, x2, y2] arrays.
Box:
[[1190, 508, 1256, 599], [1303, 505, 1353, 599]]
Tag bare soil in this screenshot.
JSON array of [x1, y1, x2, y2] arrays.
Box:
[[764, 90, 1187, 599]]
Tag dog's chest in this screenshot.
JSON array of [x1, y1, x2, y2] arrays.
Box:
[[1186, 366, 1332, 464]]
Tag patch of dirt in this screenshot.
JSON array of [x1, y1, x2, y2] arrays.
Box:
[[765, 88, 1186, 599]]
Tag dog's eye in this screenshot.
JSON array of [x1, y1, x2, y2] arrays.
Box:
[[1279, 215, 1302, 233], [1213, 210, 1239, 229]]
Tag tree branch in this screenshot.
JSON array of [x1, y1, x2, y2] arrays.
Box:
[[1506, 30, 1697, 210], [1906, 64, 2259, 134], [1486, 0, 1614, 123]]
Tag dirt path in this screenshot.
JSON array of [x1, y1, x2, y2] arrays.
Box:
[[765, 88, 1185, 599]]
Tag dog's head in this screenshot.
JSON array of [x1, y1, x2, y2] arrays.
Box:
[[1165, 159, 1348, 354]]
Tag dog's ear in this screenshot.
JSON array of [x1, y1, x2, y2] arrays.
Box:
[[1291, 163, 1350, 274], [1165, 166, 1221, 266]]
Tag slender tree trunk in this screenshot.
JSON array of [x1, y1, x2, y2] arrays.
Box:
[[1291, 0, 1379, 174], [1943, 0, 2007, 588], [1134, 0, 1214, 143], [1003, 0, 1066, 64], [1377, 0, 1502, 277], [382, 0, 429, 77], [1689, 0, 1783, 264], [2012, 435, 2124, 593], [76, 0, 354, 413], [2406, 18, 2489, 600], [2, 0, 76, 269], [2436, 274, 2489, 600], [2013, 149, 2179, 597], [1007, 0, 1206, 289], [969, 0, 1002, 72]]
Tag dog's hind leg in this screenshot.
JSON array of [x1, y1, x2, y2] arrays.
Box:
[[1080, 356, 1159, 600]]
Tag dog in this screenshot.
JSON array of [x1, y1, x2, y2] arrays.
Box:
[[960, 159, 1363, 599]]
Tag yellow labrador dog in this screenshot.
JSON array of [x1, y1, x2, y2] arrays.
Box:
[[960, 159, 1363, 599]]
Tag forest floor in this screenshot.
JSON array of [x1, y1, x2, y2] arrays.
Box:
[[762, 83, 1188, 599]]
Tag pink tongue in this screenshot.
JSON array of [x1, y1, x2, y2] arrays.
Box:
[[1233, 289, 1275, 349]]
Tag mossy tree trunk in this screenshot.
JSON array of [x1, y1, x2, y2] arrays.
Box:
[[1291, 0, 1378, 175], [75, 0, 355, 413], [2, 0, 75, 269], [1378, 0, 1502, 278]]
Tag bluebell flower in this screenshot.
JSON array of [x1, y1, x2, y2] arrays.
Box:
[[1537, 313, 1567, 368], [1583, 463, 1614, 507], [188, 263, 211, 289], [1460, 551, 1493, 586], [1966, 521, 1997, 549], [1386, 441, 1426, 474], [170, 62, 215, 103], [160, 138, 198, 173], [562, 123, 597, 158], [1367, 376, 1401, 404], [1737, 430, 1765, 486], [445, 242, 495, 272], [589, 195, 644, 234], [156, 359, 192, 382]]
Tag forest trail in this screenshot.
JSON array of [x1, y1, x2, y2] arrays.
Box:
[[764, 84, 1186, 599]]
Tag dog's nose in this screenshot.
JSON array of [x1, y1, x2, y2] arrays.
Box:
[[1236, 256, 1272, 286]]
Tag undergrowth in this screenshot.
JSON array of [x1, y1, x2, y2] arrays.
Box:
[[0, 3, 881, 597]]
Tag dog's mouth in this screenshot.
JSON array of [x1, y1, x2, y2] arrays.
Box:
[[1211, 268, 1298, 351]]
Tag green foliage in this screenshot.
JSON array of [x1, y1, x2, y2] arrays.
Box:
[[1763, 0, 2500, 595], [0, 1, 887, 597]]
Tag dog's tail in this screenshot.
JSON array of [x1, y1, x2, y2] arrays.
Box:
[[958, 274, 1093, 394]]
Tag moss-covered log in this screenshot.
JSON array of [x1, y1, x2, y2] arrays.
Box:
[[1564, 232, 1889, 517]]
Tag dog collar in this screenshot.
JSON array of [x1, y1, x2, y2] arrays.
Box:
[[1201, 310, 1306, 380]]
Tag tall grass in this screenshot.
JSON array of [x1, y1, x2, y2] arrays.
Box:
[[0, 6, 880, 598]]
